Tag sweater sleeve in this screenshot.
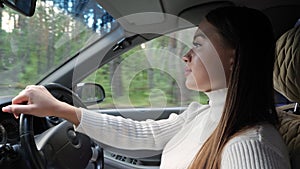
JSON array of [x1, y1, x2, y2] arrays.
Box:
[[221, 139, 290, 169], [74, 106, 194, 151]]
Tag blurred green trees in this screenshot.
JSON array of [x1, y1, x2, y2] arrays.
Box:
[[0, 0, 208, 107]]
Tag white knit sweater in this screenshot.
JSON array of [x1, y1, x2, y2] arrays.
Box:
[[75, 88, 290, 169]]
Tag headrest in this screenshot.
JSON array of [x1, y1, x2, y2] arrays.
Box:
[[273, 26, 300, 103]]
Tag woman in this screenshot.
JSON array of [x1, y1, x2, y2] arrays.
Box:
[[2, 6, 290, 168]]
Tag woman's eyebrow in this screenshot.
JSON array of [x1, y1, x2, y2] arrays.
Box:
[[193, 32, 207, 40]]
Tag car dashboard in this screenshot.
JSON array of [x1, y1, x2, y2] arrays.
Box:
[[0, 111, 20, 144]]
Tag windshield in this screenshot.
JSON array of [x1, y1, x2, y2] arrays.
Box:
[[0, 0, 117, 96]]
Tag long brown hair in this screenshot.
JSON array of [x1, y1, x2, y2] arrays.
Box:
[[189, 6, 278, 169]]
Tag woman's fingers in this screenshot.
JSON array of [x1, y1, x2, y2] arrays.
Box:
[[11, 92, 29, 105], [2, 88, 31, 118], [2, 85, 51, 117], [1, 85, 79, 124], [1, 106, 19, 119], [2, 104, 36, 117], [7, 104, 33, 114]]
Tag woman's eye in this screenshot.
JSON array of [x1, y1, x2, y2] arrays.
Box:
[[193, 42, 202, 48]]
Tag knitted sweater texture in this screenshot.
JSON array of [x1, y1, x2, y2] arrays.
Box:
[[75, 88, 290, 169]]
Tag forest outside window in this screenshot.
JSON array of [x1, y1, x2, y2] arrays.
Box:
[[82, 28, 209, 109], [0, 0, 117, 96]]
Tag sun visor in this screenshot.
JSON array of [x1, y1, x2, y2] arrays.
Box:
[[116, 12, 195, 35], [97, 0, 234, 35]]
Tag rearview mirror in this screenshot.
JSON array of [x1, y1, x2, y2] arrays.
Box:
[[1, 0, 37, 16], [74, 83, 105, 106]]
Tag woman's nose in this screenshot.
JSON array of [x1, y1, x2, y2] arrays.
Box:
[[182, 50, 193, 62]]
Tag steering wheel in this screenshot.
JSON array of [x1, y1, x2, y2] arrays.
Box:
[[19, 83, 104, 169]]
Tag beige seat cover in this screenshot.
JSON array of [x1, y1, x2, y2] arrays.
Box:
[[273, 26, 300, 103], [275, 26, 300, 169], [277, 110, 300, 168]]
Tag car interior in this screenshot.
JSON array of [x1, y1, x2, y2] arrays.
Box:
[[0, 0, 299, 169]]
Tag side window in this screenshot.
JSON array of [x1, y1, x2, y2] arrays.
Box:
[[82, 27, 208, 109]]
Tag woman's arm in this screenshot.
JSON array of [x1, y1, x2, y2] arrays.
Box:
[[1, 85, 189, 150], [75, 108, 185, 150]]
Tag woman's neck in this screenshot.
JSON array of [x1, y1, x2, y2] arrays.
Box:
[[205, 88, 228, 121]]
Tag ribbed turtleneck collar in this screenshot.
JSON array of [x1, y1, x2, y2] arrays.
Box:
[[205, 88, 228, 106], [204, 88, 228, 121]]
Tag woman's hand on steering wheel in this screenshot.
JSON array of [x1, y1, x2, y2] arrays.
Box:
[[2, 85, 81, 125]]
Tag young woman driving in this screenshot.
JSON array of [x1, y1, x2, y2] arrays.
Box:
[[2, 6, 290, 169]]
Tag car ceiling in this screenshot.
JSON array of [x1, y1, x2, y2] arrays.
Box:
[[97, 0, 300, 38]]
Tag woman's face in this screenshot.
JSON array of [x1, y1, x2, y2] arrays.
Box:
[[183, 19, 234, 92]]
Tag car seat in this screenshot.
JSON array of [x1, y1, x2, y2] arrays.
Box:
[[273, 25, 300, 169]]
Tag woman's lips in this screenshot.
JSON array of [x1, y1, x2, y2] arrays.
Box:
[[184, 67, 192, 76]]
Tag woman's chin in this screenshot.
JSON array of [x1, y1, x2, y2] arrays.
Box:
[[185, 81, 200, 91], [185, 81, 210, 92]]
